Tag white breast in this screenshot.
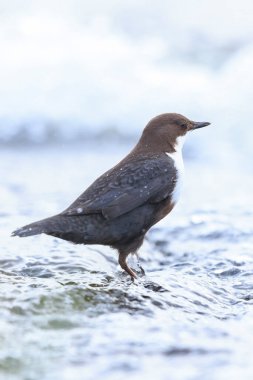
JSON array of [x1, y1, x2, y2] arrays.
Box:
[[166, 135, 185, 204]]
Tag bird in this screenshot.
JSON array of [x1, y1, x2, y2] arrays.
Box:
[[12, 113, 210, 280]]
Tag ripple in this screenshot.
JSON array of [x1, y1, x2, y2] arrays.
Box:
[[2, 149, 253, 380], [217, 268, 242, 277]]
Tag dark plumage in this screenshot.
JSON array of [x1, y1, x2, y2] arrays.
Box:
[[12, 113, 210, 280]]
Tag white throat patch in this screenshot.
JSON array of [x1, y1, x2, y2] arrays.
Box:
[[166, 135, 186, 204]]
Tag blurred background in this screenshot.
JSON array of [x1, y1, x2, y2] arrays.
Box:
[[0, 0, 253, 157], [1, 2, 253, 380]]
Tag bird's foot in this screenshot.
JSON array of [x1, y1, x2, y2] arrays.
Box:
[[130, 265, 144, 278], [138, 265, 146, 276], [118, 253, 138, 281], [136, 254, 145, 276]]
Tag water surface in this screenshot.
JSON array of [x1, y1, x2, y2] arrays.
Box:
[[1, 146, 253, 380]]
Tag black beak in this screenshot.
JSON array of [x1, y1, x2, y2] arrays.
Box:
[[191, 121, 211, 130]]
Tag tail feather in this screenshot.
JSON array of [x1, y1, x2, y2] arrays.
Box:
[[11, 218, 52, 238], [12, 214, 88, 243]]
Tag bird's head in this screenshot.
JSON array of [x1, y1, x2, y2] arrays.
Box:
[[138, 113, 210, 153]]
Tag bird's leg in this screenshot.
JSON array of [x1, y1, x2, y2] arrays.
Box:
[[118, 252, 137, 281], [136, 253, 145, 275]]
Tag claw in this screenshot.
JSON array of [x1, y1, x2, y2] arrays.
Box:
[[136, 253, 146, 276]]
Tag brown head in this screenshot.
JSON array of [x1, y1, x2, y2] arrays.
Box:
[[134, 113, 210, 154]]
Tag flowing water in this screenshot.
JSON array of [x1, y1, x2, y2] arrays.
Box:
[[1, 145, 253, 380]]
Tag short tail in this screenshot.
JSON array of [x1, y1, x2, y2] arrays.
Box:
[[11, 218, 51, 238], [12, 214, 88, 243]]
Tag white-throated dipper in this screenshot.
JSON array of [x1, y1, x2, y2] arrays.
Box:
[[12, 113, 210, 280]]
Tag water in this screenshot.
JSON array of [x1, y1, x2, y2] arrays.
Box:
[[1, 145, 253, 380]]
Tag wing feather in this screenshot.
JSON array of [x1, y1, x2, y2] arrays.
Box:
[[63, 155, 176, 220]]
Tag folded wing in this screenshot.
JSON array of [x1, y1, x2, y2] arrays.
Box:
[[63, 155, 176, 220]]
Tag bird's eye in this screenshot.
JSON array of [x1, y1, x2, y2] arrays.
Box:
[[180, 123, 188, 129]]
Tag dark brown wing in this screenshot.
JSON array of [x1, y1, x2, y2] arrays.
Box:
[[62, 154, 176, 220]]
